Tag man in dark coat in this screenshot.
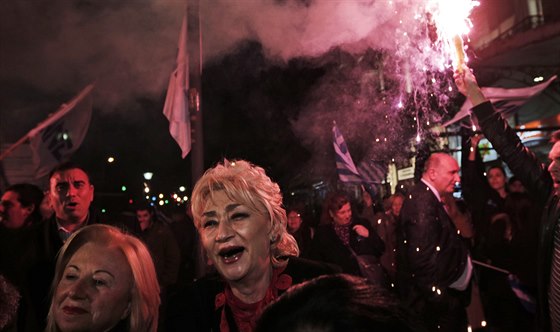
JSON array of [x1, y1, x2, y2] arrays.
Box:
[[397, 153, 472, 331], [0, 162, 99, 331], [455, 66, 559, 331]]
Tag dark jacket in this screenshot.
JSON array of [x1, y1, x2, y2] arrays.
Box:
[[461, 139, 506, 253], [472, 101, 558, 331], [139, 221, 181, 288], [308, 217, 385, 276], [166, 257, 339, 332], [0, 211, 107, 331], [396, 181, 470, 331], [290, 225, 314, 259]]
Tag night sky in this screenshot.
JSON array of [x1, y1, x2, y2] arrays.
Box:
[[0, 0, 506, 208]]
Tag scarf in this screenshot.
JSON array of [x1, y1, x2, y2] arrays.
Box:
[[215, 268, 292, 332]]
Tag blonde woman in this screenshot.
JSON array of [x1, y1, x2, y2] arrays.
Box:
[[178, 159, 336, 332], [46, 224, 160, 332]]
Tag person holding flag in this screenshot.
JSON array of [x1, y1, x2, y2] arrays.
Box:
[[455, 65, 558, 332]]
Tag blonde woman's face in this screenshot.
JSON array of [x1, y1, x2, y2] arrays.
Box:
[[198, 190, 272, 284], [53, 242, 132, 332]]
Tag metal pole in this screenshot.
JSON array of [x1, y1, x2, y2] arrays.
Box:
[[188, 0, 204, 185]]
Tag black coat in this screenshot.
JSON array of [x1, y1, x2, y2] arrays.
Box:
[[0, 212, 108, 331], [472, 101, 558, 331], [308, 217, 385, 276], [166, 257, 339, 332], [396, 181, 470, 331]]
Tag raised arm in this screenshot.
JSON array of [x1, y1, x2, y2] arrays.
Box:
[[454, 66, 553, 205]]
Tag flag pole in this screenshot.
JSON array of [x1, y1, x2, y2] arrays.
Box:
[[0, 84, 94, 161], [188, 0, 204, 185], [472, 259, 510, 274]]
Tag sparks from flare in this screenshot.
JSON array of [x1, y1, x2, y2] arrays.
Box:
[[425, 0, 479, 71]]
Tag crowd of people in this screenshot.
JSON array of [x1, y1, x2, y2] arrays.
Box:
[[0, 66, 557, 331]]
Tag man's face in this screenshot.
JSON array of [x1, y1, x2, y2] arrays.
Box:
[[431, 156, 460, 196], [391, 196, 404, 217], [49, 168, 94, 224], [136, 209, 153, 231], [548, 142, 560, 194], [0, 191, 32, 229]]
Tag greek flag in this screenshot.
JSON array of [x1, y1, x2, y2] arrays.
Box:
[[358, 160, 386, 184], [443, 75, 556, 127], [332, 122, 362, 184], [508, 274, 536, 314]]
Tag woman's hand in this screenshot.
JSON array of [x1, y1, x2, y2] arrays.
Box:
[[353, 225, 369, 238]]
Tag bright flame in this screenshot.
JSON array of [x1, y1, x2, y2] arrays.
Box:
[[426, 0, 479, 70]]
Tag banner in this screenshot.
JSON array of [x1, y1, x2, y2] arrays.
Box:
[[29, 85, 94, 178]]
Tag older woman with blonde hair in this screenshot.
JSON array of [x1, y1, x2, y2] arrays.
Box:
[[46, 224, 160, 332], [178, 159, 335, 332]]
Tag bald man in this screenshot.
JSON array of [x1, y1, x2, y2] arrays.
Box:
[[396, 153, 472, 332]]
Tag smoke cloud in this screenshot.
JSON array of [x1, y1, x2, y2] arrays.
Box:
[[1, 0, 460, 176]]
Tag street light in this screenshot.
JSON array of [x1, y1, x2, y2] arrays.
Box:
[[143, 172, 153, 180]]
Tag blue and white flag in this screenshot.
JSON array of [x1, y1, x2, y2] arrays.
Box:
[[358, 159, 386, 184], [443, 75, 557, 127], [332, 122, 362, 184], [508, 274, 536, 314], [473, 260, 536, 314]]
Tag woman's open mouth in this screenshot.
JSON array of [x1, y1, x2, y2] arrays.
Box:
[[218, 246, 244, 264]]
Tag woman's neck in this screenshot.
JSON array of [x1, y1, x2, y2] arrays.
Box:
[[229, 265, 273, 304]]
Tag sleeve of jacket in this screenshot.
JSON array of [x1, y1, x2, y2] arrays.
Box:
[[400, 190, 468, 293], [472, 101, 553, 205], [461, 137, 492, 213], [353, 219, 385, 257]]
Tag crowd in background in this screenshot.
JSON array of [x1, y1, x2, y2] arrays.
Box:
[[0, 66, 556, 331]]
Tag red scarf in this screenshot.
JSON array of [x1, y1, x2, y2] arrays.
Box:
[[215, 268, 293, 332]]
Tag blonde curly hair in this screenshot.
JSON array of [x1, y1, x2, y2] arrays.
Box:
[[191, 159, 299, 268]]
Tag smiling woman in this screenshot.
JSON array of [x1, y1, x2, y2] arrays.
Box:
[[177, 159, 337, 332], [45, 224, 160, 332]]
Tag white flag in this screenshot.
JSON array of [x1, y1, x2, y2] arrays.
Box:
[[163, 14, 191, 158], [29, 85, 94, 178], [443, 75, 557, 127]]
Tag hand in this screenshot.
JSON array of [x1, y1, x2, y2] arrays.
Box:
[[470, 134, 482, 148], [453, 65, 488, 107], [353, 225, 369, 238]]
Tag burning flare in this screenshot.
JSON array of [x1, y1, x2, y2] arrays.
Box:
[[426, 0, 479, 71]]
